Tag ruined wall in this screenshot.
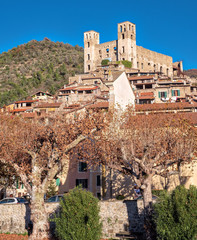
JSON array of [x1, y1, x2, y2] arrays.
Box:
[[0, 201, 145, 238]]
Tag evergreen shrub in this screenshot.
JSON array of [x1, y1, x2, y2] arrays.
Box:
[[154, 185, 197, 240], [54, 186, 102, 240], [101, 59, 110, 66]]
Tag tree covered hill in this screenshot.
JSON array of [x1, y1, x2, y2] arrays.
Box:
[[0, 38, 84, 107]]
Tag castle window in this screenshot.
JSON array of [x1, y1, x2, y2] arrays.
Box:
[[148, 62, 151, 66], [106, 48, 109, 53], [129, 24, 131, 30], [120, 25, 122, 32], [122, 58, 125, 60], [160, 66, 163, 73], [137, 62, 139, 68], [86, 34, 88, 39], [88, 65, 90, 71], [122, 34, 125, 39], [131, 58, 133, 63], [132, 26, 134, 32], [114, 47, 117, 51], [131, 35, 133, 39], [87, 54, 90, 60], [141, 63, 143, 69], [99, 50, 101, 54], [167, 68, 169, 76], [122, 46, 125, 53], [89, 33, 91, 39], [87, 42, 90, 48], [154, 64, 156, 71]]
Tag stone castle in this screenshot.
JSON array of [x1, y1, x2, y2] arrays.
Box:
[[84, 21, 176, 77]]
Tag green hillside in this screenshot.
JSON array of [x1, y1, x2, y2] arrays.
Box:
[[0, 38, 84, 107]]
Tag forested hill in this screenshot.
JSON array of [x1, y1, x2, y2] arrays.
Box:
[[0, 38, 84, 107]]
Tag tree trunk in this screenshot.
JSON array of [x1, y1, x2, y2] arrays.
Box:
[[141, 176, 156, 240], [28, 188, 49, 240]]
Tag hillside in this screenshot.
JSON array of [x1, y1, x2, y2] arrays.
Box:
[[0, 38, 84, 107], [184, 69, 197, 79]]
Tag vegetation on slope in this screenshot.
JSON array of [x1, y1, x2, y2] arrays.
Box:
[[184, 69, 197, 79], [0, 38, 84, 107]]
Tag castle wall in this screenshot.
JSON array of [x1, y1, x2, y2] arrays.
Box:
[[136, 46, 173, 76]]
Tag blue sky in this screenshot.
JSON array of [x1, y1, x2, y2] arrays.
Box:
[[0, 0, 196, 70]]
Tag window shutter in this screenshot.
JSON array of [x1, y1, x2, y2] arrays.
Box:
[[178, 90, 180, 96], [56, 178, 60, 186], [158, 92, 161, 98], [165, 92, 167, 98], [172, 90, 174, 96]]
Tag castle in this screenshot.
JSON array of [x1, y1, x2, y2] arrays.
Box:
[[84, 21, 175, 77]]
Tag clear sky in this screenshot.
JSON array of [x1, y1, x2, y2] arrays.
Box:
[[0, 0, 196, 70]]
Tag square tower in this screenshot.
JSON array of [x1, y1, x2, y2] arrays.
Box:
[[84, 30, 100, 73], [117, 21, 137, 68]]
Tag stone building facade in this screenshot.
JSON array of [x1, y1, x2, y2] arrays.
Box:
[[84, 21, 173, 77]]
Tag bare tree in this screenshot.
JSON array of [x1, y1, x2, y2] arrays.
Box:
[[94, 110, 196, 239], [0, 113, 101, 240]]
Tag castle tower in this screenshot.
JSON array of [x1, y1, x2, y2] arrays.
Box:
[[117, 21, 137, 68], [84, 30, 100, 73]]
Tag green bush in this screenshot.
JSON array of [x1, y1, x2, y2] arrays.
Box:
[[154, 185, 197, 240], [121, 60, 132, 68], [54, 186, 102, 240], [101, 59, 110, 66]]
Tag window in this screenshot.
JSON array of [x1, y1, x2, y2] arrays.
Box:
[[106, 48, 109, 53], [94, 81, 98, 84], [122, 34, 125, 39], [167, 68, 169, 76], [79, 162, 87, 172], [160, 66, 163, 73], [141, 63, 143, 69], [76, 179, 88, 188], [129, 24, 131, 30], [120, 25, 122, 32], [87, 42, 90, 48], [88, 65, 90, 71], [78, 91, 83, 94], [131, 35, 133, 39], [122, 46, 125, 53], [132, 26, 134, 32], [114, 47, 117, 51], [158, 91, 167, 98], [148, 62, 151, 66], [87, 54, 90, 60], [97, 192, 101, 200], [137, 62, 139, 68], [99, 50, 101, 54], [86, 34, 88, 39], [97, 175, 101, 186], [172, 90, 180, 97]]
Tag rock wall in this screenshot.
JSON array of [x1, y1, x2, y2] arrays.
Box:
[[0, 200, 144, 239]]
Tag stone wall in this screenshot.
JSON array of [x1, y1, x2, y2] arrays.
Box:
[[0, 200, 144, 239]]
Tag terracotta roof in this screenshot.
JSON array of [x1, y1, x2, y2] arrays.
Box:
[[135, 102, 197, 111], [140, 92, 154, 97], [138, 96, 155, 100], [77, 86, 98, 91], [35, 103, 61, 108], [59, 86, 98, 91], [128, 75, 154, 81], [10, 108, 30, 113], [15, 100, 38, 104], [59, 87, 77, 91], [86, 102, 109, 109], [81, 77, 102, 80], [22, 112, 37, 118]]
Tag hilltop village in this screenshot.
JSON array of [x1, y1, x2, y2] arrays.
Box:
[[1, 21, 197, 199]]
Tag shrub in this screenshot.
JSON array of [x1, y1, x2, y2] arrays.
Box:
[[54, 186, 102, 240], [121, 60, 132, 68], [153, 185, 197, 240], [101, 59, 110, 66]]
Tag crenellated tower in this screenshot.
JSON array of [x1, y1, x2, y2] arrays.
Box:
[[84, 30, 100, 73], [117, 21, 137, 68]]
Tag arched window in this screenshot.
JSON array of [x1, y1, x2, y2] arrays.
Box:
[[160, 66, 163, 73], [132, 26, 134, 32]]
